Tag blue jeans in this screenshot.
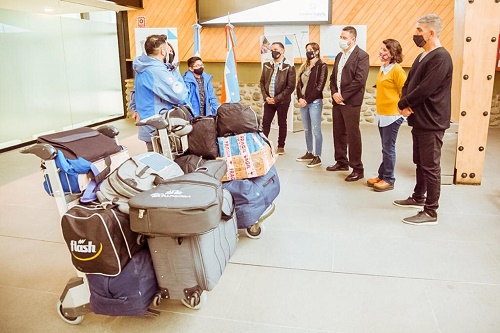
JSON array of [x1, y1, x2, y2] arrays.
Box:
[[300, 99, 323, 156], [377, 117, 403, 185]]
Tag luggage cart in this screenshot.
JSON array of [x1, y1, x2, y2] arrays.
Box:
[[244, 202, 275, 239], [20, 125, 125, 325]]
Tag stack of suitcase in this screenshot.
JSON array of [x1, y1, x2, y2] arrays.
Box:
[[165, 102, 281, 239], [215, 103, 281, 238]]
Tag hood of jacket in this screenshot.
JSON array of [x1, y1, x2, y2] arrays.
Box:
[[133, 53, 168, 73]]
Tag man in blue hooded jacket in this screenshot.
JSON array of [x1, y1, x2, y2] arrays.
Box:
[[183, 56, 219, 117], [132, 34, 188, 151]]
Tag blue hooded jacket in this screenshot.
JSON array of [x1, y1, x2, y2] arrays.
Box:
[[183, 70, 219, 117], [132, 53, 188, 141]]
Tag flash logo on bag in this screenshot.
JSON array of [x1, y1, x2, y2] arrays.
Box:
[[70, 239, 103, 261]]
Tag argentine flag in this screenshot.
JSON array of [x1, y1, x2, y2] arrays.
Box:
[[221, 23, 240, 103]]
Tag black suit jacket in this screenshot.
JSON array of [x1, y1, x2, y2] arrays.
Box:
[[329, 45, 369, 106]]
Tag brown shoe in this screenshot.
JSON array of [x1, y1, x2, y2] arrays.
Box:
[[276, 147, 285, 155], [326, 163, 349, 171], [345, 171, 364, 182], [373, 180, 394, 192], [366, 177, 381, 187]]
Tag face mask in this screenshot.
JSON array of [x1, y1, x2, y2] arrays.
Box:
[[193, 68, 204, 75], [271, 51, 281, 59], [168, 53, 175, 64], [379, 53, 391, 61], [413, 35, 426, 47], [306, 51, 315, 60], [339, 39, 350, 50]]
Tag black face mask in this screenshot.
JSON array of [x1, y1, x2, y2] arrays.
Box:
[[193, 68, 204, 75], [271, 51, 281, 59], [306, 51, 315, 60], [413, 35, 426, 48]]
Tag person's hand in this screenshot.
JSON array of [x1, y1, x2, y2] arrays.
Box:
[[399, 107, 413, 117], [266, 97, 275, 104], [332, 92, 344, 104], [131, 111, 140, 122], [298, 98, 307, 108]]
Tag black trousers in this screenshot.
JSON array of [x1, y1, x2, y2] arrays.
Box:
[[262, 102, 289, 148], [332, 104, 363, 172], [411, 128, 444, 216]]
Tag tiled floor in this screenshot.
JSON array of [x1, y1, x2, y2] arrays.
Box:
[[1, 119, 499, 333]]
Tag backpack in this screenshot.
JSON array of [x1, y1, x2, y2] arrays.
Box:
[[97, 152, 184, 214]]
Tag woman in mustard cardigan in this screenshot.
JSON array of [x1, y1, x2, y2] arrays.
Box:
[[367, 39, 407, 192]]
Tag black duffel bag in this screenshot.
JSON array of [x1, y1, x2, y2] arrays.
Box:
[[187, 115, 219, 159], [37, 127, 121, 162], [216, 103, 261, 137], [61, 203, 145, 276]]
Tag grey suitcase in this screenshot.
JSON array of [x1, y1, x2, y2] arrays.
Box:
[[148, 189, 238, 308], [129, 171, 223, 236]]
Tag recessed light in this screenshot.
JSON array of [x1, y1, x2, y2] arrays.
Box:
[[44, 8, 55, 13]]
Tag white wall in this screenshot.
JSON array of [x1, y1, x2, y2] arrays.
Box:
[[0, 9, 123, 149]]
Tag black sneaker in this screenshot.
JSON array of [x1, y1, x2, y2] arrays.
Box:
[[393, 197, 425, 209], [296, 152, 314, 162], [402, 210, 438, 225], [307, 156, 322, 168]]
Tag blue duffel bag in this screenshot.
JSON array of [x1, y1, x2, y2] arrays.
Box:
[[222, 166, 280, 229], [87, 249, 159, 317]]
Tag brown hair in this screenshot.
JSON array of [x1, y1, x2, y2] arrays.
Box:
[[144, 34, 167, 56], [298, 42, 321, 75], [382, 39, 403, 64]]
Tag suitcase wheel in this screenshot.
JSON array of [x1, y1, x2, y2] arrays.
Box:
[[153, 293, 162, 307], [56, 300, 84, 325], [245, 224, 266, 239], [137, 234, 146, 246], [181, 291, 207, 310]]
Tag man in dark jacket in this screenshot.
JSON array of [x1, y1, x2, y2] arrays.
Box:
[[327, 26, 369, 182], [394, 14, 453, 225], [260, 42, 296, 155]]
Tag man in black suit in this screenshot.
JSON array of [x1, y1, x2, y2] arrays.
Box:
[[327, 26, 369, 182]]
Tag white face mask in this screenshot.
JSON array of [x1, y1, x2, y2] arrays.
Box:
[[339, 39, 350, 50]]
